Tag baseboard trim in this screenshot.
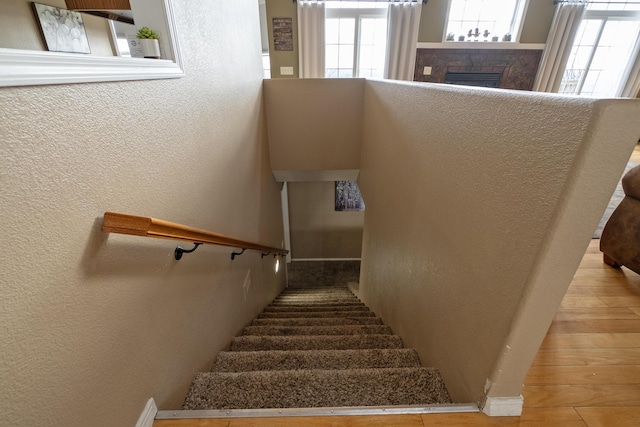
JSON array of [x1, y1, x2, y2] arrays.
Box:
[[156, 403, 478, 419], [348, 281, 360, 298], [135, 398, 158, 427], [481, 396, 524, 416]]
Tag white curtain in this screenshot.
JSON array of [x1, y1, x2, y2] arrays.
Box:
[[384, 0, 422, 81], [533, 0, 586, 92], [618, 37, 640, 97], [297, 0, 325, 78]]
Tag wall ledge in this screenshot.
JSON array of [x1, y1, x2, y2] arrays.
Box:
[[0, 48, 184, 87], [417, 42, 545, 50]]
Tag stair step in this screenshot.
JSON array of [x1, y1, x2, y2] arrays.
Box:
[[211, 349, 422, 372], [269, 301, 363, 307], [251, 317, 383, 327], [263, 305, 370, 313], [258, 310, 375, 319], [278, 291, 354, 297], [183, 367, 451, 409], [275, 295, 357, 301], [278, 293, 355, 296], [230, 334, 403, 351], [242, 325, 392, 336]]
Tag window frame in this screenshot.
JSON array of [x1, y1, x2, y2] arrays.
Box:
[[560, 8, 640, 97], [442, 0, 529, 43], [325, 6, 388, 78]]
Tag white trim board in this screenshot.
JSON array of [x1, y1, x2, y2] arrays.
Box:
[[481, 396, 524, 416], [0, 49, 184, 87], [135, 398, 158, 427]]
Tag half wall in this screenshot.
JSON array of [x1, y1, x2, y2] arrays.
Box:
[[358, 80, 640, 408]]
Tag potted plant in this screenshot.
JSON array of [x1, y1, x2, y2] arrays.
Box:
[[136, 27, 161, 59]]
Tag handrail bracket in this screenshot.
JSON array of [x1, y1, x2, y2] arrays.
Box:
[[231, 248, 246, 261], [175, 243, 201, 260]]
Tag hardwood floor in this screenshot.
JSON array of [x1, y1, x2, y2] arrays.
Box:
[[630, 143, 640, 164], [155, 147, 640, 426]]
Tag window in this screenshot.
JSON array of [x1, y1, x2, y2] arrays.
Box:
[[560, 4, 640, 97], [445, 0, 528, 42], [259, 0, 271, 79], [325, 2, 388, 78]]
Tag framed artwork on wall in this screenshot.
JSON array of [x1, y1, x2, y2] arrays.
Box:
[[335, 181, 365, 212], [31, 2, 91, 54]]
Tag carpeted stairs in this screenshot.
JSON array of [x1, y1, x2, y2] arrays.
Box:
[[183, 286, 451, 410]]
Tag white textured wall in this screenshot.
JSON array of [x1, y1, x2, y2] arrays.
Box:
[[0, 1, 285, 426], [358, 81, 640, 405]]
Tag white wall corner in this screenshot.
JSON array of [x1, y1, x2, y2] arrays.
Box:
[[481, 395, 524, 416], [135, 398, 158, 427]]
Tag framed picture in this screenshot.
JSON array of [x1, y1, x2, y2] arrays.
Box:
[[31, 2, 91, 54], [335, 181, 365, 212]]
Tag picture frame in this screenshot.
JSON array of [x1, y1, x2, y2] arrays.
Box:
[[31, 2, 91, 54], [335, 181, 365, 212]]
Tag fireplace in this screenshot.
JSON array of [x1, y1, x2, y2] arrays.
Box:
[[414, 48, 543, 91], [444, 72, 503, 88]]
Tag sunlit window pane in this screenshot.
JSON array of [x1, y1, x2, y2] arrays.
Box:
[[326, 44, 339, 68], [338, 45, 354, 69], [326, 19, 340, 44], [446, 0, 523, 42], [588, 1, 640, 11], [560, 13, 640, 97], [339, 19, 355, 44], [326, 1, 387, 9], [325, 4, 387, 79]]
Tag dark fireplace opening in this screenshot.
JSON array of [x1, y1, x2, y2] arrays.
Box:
[[444, 72, 503, 88]]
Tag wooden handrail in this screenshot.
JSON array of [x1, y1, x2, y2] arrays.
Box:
[[102, 212, 288, 257]]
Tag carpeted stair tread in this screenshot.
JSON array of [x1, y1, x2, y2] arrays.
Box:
[[258, 310, 375, 319], [277, 295, 356, 299], [230, 334, 403, 351], [275, 293, 356, 298], [274, 290, 355, 296], [279, 290, 354, 295], [183, 367, 451, 409], [269, 301, 364, 307], [276, 293, 356, 299], [263, 305, 370, 312], [183, 284, 452, 411], [211, 349, 422, 372], [242, 324, 392, 336], [251, 317, 383, 326]]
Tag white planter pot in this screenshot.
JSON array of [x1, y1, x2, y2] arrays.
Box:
[[138, 39, 161, 59]]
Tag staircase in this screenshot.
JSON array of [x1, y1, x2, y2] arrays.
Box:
[[183, 285, 451, 410]]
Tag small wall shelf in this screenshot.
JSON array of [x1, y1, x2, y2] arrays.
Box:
[[417, 42, 546, 50]]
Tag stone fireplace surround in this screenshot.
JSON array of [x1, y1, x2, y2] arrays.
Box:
[[414, 48, 543, 91]]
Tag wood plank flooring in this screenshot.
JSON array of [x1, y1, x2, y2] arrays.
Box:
[[155, 146, 640, 426]]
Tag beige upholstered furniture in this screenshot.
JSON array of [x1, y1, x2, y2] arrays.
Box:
[[600, 164, 640, 274]]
